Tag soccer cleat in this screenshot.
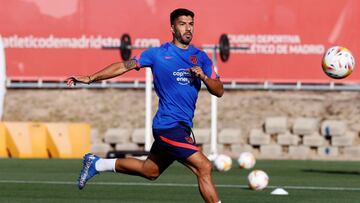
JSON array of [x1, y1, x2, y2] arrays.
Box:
[[77, 153, 100, 190]]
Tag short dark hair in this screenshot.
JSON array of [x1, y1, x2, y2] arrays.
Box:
[[170, 8, 194, 25]]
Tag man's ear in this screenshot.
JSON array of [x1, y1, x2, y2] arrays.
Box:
[[170, 25, 175, 34]]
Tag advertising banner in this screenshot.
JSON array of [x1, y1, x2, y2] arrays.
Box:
[[0, 0, 359, 83]]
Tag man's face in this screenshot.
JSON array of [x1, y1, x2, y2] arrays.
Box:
[[171, 15, 194, 45]]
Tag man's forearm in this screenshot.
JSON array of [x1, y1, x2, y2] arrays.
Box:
[[203, 77, 224, 97], [89, 60, 137, 83]]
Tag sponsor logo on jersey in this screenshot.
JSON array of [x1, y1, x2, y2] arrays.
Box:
[[173, 69, 194, 85]]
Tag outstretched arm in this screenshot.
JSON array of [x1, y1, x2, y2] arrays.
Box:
[[189, 67, 224, 97], [66, 60, 138, 86]]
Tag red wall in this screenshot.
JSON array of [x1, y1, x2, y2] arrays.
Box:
[[0, 0, 359, 83]]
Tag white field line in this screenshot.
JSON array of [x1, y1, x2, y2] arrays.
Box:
[[0, 180, 359, 191]]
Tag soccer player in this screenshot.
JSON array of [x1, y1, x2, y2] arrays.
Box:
[[67, 8, 224, 203]]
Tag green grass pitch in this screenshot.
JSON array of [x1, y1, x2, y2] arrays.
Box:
[[0, 159, 359, 203]]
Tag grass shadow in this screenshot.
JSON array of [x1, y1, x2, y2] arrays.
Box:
[[302, 169, 360, 175]]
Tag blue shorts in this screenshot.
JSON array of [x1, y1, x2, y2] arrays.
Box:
[[151, 123, 199, 160]]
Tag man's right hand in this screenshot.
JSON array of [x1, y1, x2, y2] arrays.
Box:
[[66, 76, 92, 87]]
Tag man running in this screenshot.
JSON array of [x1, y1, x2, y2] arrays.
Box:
[[67, 8, 224, 203]]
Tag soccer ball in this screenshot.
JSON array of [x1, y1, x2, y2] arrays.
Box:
[[322, 46, 355, 79], [214, 154, 232, 172], [248, 170, 269, 190], [237, 152, 256, 169]]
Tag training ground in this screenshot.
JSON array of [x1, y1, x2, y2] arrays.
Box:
[[0, 159, 359, 203]]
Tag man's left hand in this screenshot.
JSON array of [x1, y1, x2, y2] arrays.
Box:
[[189, 66, 207, 80]]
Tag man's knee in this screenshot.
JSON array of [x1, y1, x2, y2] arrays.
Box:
[[198, 159, 213, 176], [143, 168, 160, 180], [142, 161, 161, 181]]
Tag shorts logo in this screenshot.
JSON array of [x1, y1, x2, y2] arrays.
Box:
[[190, 55, 197, 64], [185, 136, 194, 144], [173, 69, 194, 85]]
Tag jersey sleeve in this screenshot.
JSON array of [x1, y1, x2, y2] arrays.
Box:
[[201, 51, 219, 79], [134, 48, 157, 68]]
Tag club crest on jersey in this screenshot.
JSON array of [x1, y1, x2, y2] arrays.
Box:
[[185, 136, 194, 144], [189, 55, 197, 64]]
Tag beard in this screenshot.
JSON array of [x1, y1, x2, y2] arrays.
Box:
[[174, 30, 192, 45]]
